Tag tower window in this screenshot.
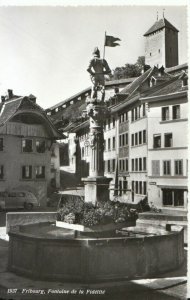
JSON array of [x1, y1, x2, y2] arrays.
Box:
[[150, 53, 152, 56], [158, 49, 160, 53]]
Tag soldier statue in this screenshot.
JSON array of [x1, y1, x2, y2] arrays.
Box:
[[87, 47, 111, 101]]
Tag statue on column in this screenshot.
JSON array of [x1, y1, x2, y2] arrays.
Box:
[[87, 47, 111, 101]]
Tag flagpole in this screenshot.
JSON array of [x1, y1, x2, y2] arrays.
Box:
[[103, 31, 106, 59]]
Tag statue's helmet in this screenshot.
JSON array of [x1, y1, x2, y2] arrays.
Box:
[[93, 47, 100, 57]]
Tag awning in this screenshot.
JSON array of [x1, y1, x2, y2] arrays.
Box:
[[157, 185, 188, 190]]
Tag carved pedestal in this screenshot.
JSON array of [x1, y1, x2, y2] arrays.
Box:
[[82, 98, 111, 205], [82, 176, 112, 206]]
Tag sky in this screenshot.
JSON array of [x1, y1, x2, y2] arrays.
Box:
[[0, 4, 188, 109]]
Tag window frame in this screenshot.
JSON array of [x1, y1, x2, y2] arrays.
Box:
[[0, 165, 4, 179], [153, 134, 161, 148], [172, 105, 180, 120], [162, 106, 169, 121], [143, 157, 147, 171], [36, 139, 46, 153], [163, 160, 171, 175], [22, 165, 32, 180], [108, 138, 111, 150], [174, 159, 183, 176], [143, 130, 146, 144], [0, 138, 3, 151], [163, 189, 184, 207], [112, 137, 115, 150], [131, 134, 134, 146], [35, 166, 45, 179], [22, 138, 33, 153], [164, 133, 173, 148]]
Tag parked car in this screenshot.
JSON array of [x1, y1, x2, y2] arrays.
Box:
[[0, 190, 40, 211]]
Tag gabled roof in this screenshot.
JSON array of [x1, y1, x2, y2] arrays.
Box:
[[147, 76, 187, 97], [0, 97, 23, 126], [110, 68, 187, 113], [166, 63, 188, 74], [144, 18, 179, 36], [0, 96, 64, 139], [120, 66, 156, 96]]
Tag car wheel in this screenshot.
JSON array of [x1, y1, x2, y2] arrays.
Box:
[[24, 203, 33, 210]]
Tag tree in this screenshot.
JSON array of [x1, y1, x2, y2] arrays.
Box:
[[110, 56, 145, 80], [136, 56, 145, 69]]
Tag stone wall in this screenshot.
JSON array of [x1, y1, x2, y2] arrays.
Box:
[[6, 212, 57, 233]]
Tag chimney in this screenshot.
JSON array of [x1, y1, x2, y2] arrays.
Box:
[[1, 96, 5, 103], [28, 94, 36, 103], [8, 89, 13, 99]]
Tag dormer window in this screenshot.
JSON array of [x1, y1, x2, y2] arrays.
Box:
[[149, 76, 156, 87], [114, 87, 119, 94], [182, 77, 188, 87]]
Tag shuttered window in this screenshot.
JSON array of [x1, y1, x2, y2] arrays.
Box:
[[152, 160, 160, 176]]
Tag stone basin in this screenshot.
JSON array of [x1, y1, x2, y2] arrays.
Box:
[[8, 222, 184, 282]]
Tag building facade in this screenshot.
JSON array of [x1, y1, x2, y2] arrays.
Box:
[[142, 73, 188, 211], [0, 91, 63, 206]]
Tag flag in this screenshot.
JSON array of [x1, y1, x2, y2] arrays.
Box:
[[105, 35, 121, 47]]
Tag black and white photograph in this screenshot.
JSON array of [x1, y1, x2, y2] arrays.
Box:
[[0, 1, 188, 299]]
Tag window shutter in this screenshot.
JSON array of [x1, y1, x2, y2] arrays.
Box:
[[152, 160, 160, 176]]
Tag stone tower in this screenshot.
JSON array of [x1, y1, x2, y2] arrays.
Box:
[[144, 18, 179, 68]]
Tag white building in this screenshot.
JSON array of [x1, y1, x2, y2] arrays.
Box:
[[141, 72, 188, 212]]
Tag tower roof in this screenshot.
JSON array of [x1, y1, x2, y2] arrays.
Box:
[[144, 18, 179, 36]]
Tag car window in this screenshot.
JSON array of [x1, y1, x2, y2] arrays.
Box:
[[8, 192, 17, 197], [0, 192, 7, 197], [16, 192, 25, 197]]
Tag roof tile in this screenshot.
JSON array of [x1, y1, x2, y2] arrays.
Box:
[[144, 18, 179, 36]]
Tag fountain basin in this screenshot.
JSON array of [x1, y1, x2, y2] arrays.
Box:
[[8, 222, 184, 282]]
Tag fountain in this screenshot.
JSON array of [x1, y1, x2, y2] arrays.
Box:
[[8, 48, 184, 282]]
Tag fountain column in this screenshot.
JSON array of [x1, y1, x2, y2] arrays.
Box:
[[82, 98, 112, 205]]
